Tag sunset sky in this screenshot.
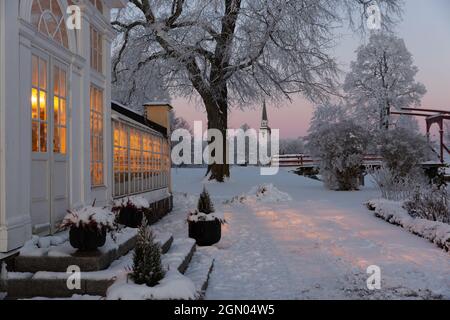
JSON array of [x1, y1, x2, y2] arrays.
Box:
[[172, 0, 450, 139]]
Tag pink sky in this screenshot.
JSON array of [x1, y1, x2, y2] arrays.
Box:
[[172, 0, 450, 139]]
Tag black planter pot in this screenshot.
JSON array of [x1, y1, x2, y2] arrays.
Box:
[[69, 226, 107, 251], [118, 207, 143, 228], [188, 220, 222, 246]]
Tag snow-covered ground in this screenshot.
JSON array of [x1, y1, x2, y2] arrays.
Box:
[[161, 167, 450, 300]]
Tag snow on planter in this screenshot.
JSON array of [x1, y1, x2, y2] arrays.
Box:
[[60, 206, 115, 230], [113, 196, 150, 209], [367, 199, 450, 252], [106, 269, 198, 300], [187, 211, 225, 223]]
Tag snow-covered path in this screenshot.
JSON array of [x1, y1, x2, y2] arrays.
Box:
[[166, 167, 450, 300]]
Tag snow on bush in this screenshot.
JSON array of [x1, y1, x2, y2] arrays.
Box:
[[370, 166, 427, 201], [378, 128, 432, 178], [307, 120, 368, 190], [113, 196, 150, 209], [404, 185, 450, 223], [367, 199, 450, 252], [226, 184, 292, 204], [59, 206, 115, 231], [106, 270, 198, 300]]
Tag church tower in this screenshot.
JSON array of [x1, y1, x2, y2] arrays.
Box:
[[260, 100, 271, 138], [259, 101, 272, 166]]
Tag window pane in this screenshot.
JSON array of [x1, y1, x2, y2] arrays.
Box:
[[39, 91, 47, 120], [53, 67, 59, 95], [32, 56, 39, 87], [60, 127, 66, 154], [60, 99, 66, 126], [53, 97, 59, 125], [31, 88, 39, 119], [60, 69, 66, 97], [40, 123, 47, 152], [53, 126, 60, 153], [32, 122, 39, 152], [39, 59, 47, 90]]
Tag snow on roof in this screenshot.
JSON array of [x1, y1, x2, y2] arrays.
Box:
[[111, 100, 143, 116]]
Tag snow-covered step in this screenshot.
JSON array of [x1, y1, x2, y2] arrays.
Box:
[[5, 234, 174, 299], [15, 229, 138, 273], [161, 238, 196, 274], [184, 250, 215, 299]]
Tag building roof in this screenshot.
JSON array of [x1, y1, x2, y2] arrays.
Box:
[[111, 101, 168, 136], [143, 101, 174, 110]]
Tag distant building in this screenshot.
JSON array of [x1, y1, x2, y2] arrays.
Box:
[[259, 101, 271, 166]]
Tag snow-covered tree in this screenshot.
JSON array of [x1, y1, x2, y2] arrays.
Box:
[[112, 46, 170, 113], [378, 127, 432, 178], [308, 104, 347, 137], [112, 0, 402, 182], [307, 120, 368, 190], [344, 33, 426, 133], [170, 111, 192, 134], [279, 138, 305, 155]]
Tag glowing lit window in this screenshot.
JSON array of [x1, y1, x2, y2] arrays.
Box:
[[113, 120, 170, 198], [90, 85, 104, 186], [53, 66, 67, 154], [31, 0, 69, 48], [31, 55, 48, 153]]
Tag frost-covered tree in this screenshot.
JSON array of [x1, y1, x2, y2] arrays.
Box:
[[344, 33, 426, 133], [308, 104, 347, 137], [279, 138, 305, 155], [112, 0, 402, 181], [112, 51, 171, 113], [170, 111, 192, 134], [307, 120, 368, 190], [378, 127, 432, 178]]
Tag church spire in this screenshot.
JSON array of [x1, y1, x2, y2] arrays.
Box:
[[262, 100, 268, 122], [261, 100, 269, 129]]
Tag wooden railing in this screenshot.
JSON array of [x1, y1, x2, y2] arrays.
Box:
[[271, 154, 383, 168]]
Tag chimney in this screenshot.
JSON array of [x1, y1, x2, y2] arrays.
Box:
[[143, 102, 173, 133]]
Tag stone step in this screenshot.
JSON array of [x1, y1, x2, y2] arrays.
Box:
[[161, 238, 196, 274], [5, 236, 193, 299], [14, 230, 173, 273], [184, 249, 215, 300]]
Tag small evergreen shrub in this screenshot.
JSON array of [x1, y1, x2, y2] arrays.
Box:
[[197, 187, 215, 214], [131, 220, 165, 287]]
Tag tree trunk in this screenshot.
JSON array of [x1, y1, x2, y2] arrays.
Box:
[[203, 94, 230, 182]]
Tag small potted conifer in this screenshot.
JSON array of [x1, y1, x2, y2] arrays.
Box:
[[60, 205, 115, 251], [130, 219, 165, 287], [188, 187, 225, 246]]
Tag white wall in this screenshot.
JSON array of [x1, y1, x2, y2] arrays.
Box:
[[0, 1, 32, 252], [0, 0, 122, 252]]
